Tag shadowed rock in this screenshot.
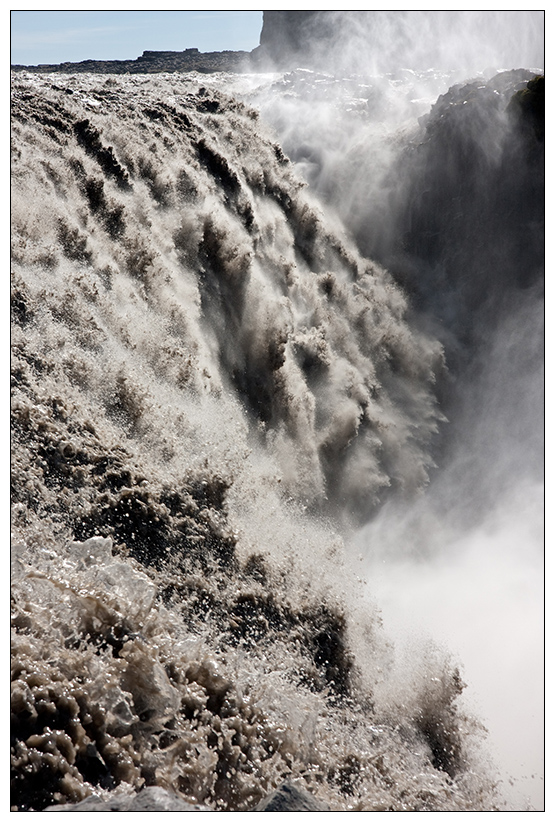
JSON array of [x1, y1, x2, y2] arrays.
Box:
[[254, 782, 331, 812], [44, 786, 210, 811]]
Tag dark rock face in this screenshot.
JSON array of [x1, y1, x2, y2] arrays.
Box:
[[254, 782, 331, 812], [251, 11, 328, 69], [381, 70, 544, 354]]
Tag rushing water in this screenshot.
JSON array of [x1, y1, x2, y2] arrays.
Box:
[[10, 64, 543, 811]]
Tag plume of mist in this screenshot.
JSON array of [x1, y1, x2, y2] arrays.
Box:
[[255, 10, 544, 78], [247, 10, 544, 810]]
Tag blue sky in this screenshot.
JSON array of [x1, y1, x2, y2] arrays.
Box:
[[11, 10, 263, 66]]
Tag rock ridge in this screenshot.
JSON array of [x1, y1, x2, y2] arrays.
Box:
[[11, 47, 252, 75]]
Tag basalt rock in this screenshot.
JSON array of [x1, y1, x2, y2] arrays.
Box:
[[44, 785, 210, 811], [391, 70, 544, 352], [43, 782, 328, 811], [11, 48, 251, 75], [254, 782, 331, 812]]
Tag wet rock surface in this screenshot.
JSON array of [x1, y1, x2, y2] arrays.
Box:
[[43, 782, 328, 811], [383, 70, 544, 357], [254, 782, 330, 811], [44, 785, 210, 811]]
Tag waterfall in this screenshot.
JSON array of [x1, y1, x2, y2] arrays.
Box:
[[10, 51, 543, 813]]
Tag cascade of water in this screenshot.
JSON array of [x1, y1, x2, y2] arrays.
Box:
[[10, 27, 543, 810]]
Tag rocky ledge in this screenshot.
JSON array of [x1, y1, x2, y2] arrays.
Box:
[[43, 783, 330, 812], [11, 48, 252, 75]]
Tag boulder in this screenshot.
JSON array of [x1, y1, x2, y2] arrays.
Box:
[[254, 782, 330, 812], [44, 782, 330, 812], [43, 786, 210, 812]]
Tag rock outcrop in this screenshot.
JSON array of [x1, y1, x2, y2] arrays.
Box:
[[43, 782, 329, 812], [250, 11, 328, 70], [381, 71, 544, 352], [254, 782, 331, 811], [44, 786, 210, 811], [11, 48, 251, 75]]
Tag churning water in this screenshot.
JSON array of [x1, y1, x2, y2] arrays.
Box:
[[11, 45, 543, 813]]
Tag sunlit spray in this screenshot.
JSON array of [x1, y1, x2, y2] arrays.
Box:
[[246, 10, 544, 810]]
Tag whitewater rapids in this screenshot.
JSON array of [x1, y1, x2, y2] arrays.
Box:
[[10, 70, 537, 811]]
